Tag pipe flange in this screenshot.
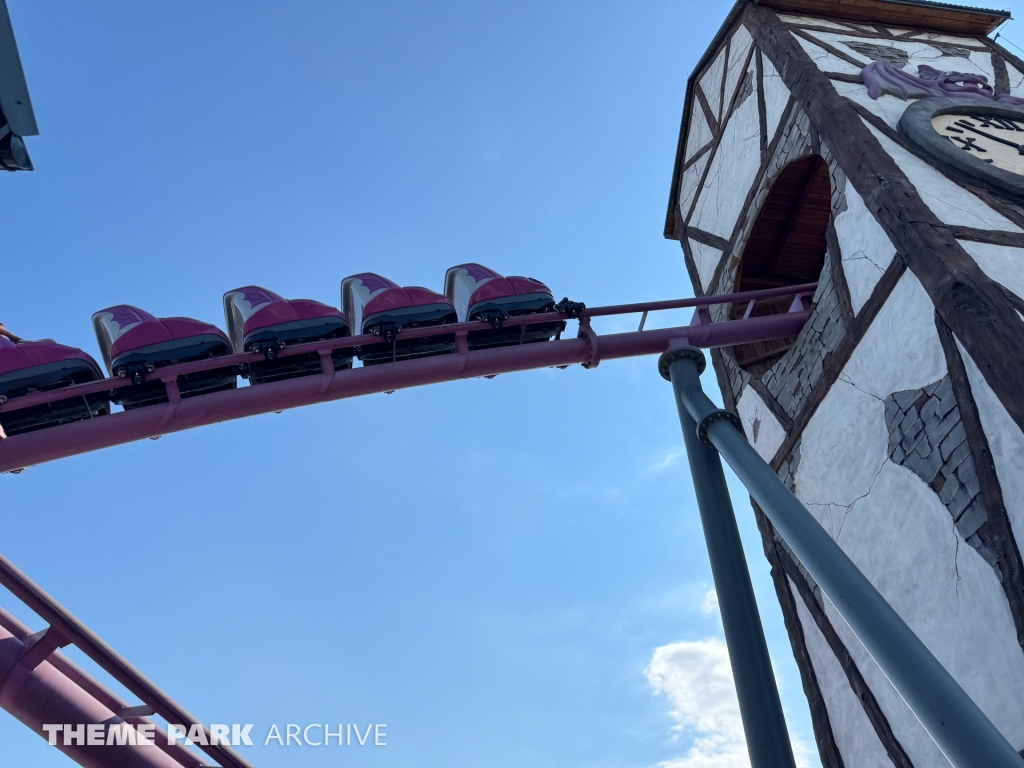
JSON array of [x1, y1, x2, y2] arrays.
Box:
[[658, 346, 706, 380], [696, 409, 743, 446], [578, 317, 601, 369]]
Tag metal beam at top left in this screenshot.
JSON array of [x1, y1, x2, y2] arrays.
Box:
[[0, 303, 810, 474], [0, 0, 37, 171]]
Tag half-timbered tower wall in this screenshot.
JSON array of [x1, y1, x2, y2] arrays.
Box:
[[666, 1, 1024, 765]]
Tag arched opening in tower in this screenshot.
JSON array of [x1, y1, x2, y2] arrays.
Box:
[[731, 155, 831, 376]]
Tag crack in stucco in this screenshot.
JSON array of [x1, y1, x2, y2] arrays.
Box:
[[843, 249, 887, 277], [838, 372, 884, 402], [920, 189, 1012, 230], [805, 457, 887, 543], [837, 459, 886, 541], [806, 501, 838, 538]]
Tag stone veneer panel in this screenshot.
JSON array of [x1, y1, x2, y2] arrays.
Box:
[[885, 376, 994, 561]]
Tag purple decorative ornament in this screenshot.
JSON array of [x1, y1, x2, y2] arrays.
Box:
[[861, 61, 1024, 105]]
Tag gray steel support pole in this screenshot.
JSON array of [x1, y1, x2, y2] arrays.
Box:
[[661, 346, 1024, 768], [662, 349, 797, 768]]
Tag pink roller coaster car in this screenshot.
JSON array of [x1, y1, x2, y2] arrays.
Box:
[[92, 305, 236, 409], [223, 286, 352, 385], [443, 263, 563, 349], [341, 273, 457, 365], [0, 337, 109, 436]]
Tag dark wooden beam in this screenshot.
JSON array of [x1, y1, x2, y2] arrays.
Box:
[[756, 49, 769, 165], [1002, 286, 1024, 316], [984, 37, 1024, 81], [710, 347, 739, 412], [682, 141, 713, 172], [685, 225, 731, 252], [992, 50, 1011, 96], [695, 84, 721, 139], [720, 36, 731, 126], [741, 272, 818, 288], [826, 72, 863, 84], [739, 342, 796, 367], [749, 376, 796, 432], [678, 236, 705, 300], [827, 223, 856, 328], [756, 0, 1007, 35], [949, 226, 1024, 248]]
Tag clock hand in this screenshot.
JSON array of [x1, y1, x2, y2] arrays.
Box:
[[953, 122, 1024, 153]]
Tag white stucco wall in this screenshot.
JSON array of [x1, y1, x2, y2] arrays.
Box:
[[957, 240, 1024, 299], [831, 272, 947, 398], [800, 31, 994, 84], [724, 25, 753, 112], [819, 461, 1024, 761], [777, 14, 856, 31], [909, 32, 984, 46], [790, 581, 896, 767], [690, 56, 761, 240], [736, 386, 787, 463], [760, 53, 790, 143], [843, 23, 879, 36], [791, 272, 1024, 758], [700, 46, 727, 121], [679, 153, 710, 221], [862, 120, 1023, 232], [684, 102, 713, 161], [833, 178, 896, 315], [688, 238, 724, 293], [1007, 61, 1024, 99], [794, 36, 863, 76], [793, 272, 946, 535], [829, 78, 905, 130]]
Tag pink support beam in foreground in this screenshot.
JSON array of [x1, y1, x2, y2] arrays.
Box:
[[0, 555, 250, 768]]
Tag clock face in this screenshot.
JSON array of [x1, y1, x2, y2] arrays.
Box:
[[898, 97, 1024, 201], [931, 113, 1024, 176]]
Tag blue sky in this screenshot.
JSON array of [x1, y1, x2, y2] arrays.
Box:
[[0, 1, 1017, 766]]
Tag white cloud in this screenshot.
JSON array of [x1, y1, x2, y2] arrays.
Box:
[[647, 447, 684, 474], [645, 638, 816, 768], [645, 638, 748, 768], [700, 589, 719, 616]]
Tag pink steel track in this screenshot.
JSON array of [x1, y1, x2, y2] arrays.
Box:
[[0, 284, 814, 475], [0, 283, 814, 767]]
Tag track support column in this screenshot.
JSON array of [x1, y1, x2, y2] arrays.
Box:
[[660, 345, 797, 768]]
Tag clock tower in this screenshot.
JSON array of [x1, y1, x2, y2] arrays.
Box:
[[665, 0, 1024, 764]]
